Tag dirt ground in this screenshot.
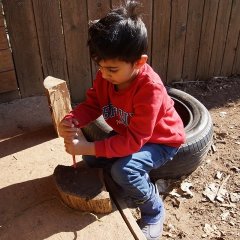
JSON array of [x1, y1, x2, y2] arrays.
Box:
[[0, 77, 239, 239], [160, 77, 240, 240]]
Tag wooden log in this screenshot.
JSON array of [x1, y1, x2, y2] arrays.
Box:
[[43, 76, 72, 136], [53, 164, 112, 214]]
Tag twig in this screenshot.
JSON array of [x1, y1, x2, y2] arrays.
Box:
[[216, 174, 230, 199]]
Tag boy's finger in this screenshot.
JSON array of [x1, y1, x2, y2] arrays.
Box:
[[61, 126, 77, 132], [61, 120, 74, 127], [64, 138, 73, 144], [72, 118, 80, 126]]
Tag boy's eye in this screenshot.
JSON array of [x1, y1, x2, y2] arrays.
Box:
[[109, 69, 118, 73]]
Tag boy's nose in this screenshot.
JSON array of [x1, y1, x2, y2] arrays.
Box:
[[100, 68, 111, 79]]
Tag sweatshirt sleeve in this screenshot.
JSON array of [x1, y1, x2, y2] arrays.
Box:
[[95, 82, 164, 158], [65, 73, 102, 127]]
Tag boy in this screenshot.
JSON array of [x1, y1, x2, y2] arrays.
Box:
[[59, 1, 185, 239]]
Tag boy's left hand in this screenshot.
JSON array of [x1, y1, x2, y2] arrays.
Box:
[[64, 134, 95, 156]]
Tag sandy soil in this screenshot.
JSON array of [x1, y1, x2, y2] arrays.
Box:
[[0, 97, 135, 240], [160, 77, 240, 240], [0, 77, 239, 239]]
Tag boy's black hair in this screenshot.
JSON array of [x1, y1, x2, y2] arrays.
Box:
[[88, 0, 148, 64]]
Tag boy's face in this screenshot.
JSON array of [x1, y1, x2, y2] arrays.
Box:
[[98, 59, 141, 90]]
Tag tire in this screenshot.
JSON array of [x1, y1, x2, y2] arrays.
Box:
[[150, 88, 213, 179], [82, 87, 213, 179]]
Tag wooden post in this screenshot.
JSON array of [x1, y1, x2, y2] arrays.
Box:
[[43, 76, 72, 136]]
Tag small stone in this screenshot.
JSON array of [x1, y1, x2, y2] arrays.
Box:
[[229, 221, 235, 226], [215, 171, 223, 180], [219, 112, 227, 117], [229, 193, 240, 203], [220, 211, 229, 221]]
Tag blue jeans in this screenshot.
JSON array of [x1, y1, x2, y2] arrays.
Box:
[[83, 143, 178, 203]]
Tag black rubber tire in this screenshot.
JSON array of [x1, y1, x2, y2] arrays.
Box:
[[82, 87, 213, 179]]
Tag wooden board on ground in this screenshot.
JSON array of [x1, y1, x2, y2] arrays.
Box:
[[105, 173, 146, 240]]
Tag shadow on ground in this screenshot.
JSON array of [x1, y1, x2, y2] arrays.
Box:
[[171, 78, 240, 109], [0, 175, 104, 240], [0, 125, 56, 158]]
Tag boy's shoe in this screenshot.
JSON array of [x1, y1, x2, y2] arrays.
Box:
[[138, 217, 164, 240], [138, 183, 165, 240]]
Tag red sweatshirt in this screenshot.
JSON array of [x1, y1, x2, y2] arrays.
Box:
[[67, 64, 186, 158]]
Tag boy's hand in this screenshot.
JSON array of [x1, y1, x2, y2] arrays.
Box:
[[64, 136, 95, 156], [58, 117, 80, 139]]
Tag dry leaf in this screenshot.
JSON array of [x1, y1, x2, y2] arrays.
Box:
[[180, 182, 194, 198]]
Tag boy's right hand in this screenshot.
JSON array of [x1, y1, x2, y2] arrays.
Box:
[[58, 117, 79, 139]]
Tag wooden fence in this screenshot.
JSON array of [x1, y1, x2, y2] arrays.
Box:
[[0, 0, 240, 103]]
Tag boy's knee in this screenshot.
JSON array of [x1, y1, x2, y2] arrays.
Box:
[[111, 160, 135, 185]]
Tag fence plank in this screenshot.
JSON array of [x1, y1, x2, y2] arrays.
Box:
[[60, 0, 92, 103], [140, 0, 152, 63], [0, 49, 14, 72], [0, 90, 20, 103], [167, 0, 189, 83], [32, 0, 69, 83], [209, 0, 232, 77], [151, 0, 171, 82], [111, 0, 152, 63], [88, 0, 111, 79], [0, 70, 18, 93], [182, 0, 204, 81], [0, 2, 4, 27], [221, 0, 240, 76], [111, 0, 122, 8], [88, 0, 111, 20], [196, 0, 219, 80], [2, 0, 43, 97], [0, 27, 9, 50], [232, 34, 240, 75]]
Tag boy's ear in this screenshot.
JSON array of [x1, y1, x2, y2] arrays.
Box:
[[134, 55, 148, 69]]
